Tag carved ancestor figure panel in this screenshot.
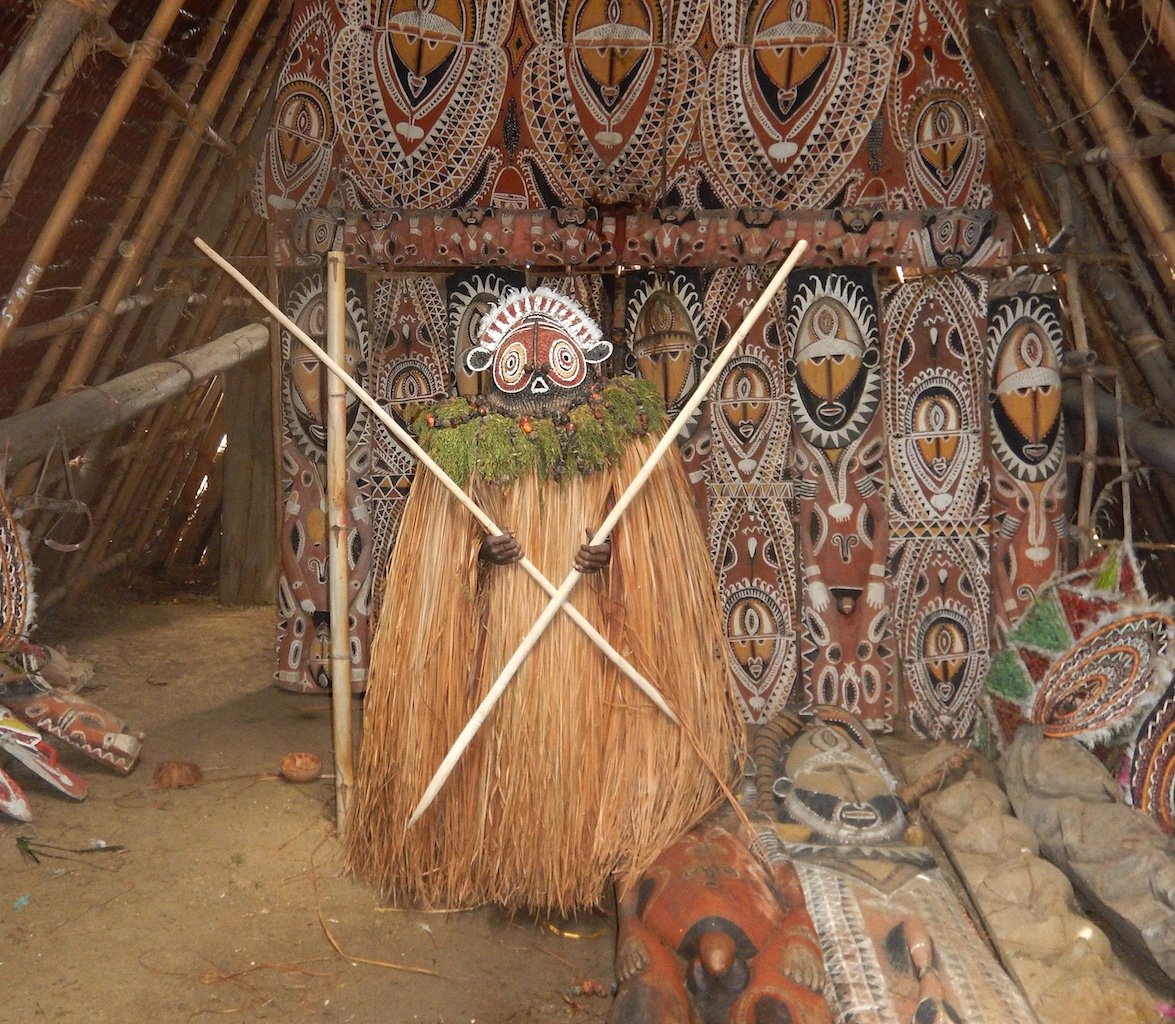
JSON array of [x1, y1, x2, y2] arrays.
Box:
[[520, 0, 706, 206], [363, 274, 451, 623], [256, 1, 999, 234], [275, 271, 375, 693], [699, 0, 896, 210], [886, 0, 992, 210], [787, 268, 893, 731], [689, 266, 799, 724], [987, 282, 1067, 639], [883, 273, 992, 738]]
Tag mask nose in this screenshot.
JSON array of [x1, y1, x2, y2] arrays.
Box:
[[530, 377, 549, 395]]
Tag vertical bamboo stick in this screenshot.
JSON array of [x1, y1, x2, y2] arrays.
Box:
[[326, 251, 354, 833], [1065, 254, 1097, 563], [55, 0, 272, 395], [0, 0, 188, 357], [1141, 0, 1175, 65]]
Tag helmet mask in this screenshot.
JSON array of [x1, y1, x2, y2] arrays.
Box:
[[465, 288, 613, 416]]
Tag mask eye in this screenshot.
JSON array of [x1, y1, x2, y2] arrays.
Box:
[[494, 339, 529, 392], [547, 338, 585, 387]]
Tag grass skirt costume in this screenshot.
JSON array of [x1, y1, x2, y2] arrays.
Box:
[[344, 379, 741, 912]]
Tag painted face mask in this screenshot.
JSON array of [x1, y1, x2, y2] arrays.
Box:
[[465, 287, 613, 416], [775, 722, 907, 845]]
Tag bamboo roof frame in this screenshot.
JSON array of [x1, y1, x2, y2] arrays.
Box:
[[0, 0, 1170, 602]]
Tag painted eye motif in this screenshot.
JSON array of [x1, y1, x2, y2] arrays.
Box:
[[494, 339, 529, 392], [547, 337, 585, 387]]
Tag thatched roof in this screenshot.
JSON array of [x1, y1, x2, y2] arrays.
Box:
[[0, 0, 1173, 605]]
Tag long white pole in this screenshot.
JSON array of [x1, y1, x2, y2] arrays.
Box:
[[407, 240, 809, 826], [193, 237, 676, 721], [325, 251, 354, 834]]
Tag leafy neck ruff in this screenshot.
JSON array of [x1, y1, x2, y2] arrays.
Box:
[[407, 377, 666, 487]]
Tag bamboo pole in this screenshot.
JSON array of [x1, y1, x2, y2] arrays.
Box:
[[159, 399, 227, 568], [326, 251, 354, 833], [86, 19, 233, 154], [1087, 1, 1175, 180], [971, 5, 1175, 408], [194, 237, 679, 723], [146, 389, 225, 565], [408, 239, 808, 827], [0, 323, 266, 472], [15, 0, 240, 414], [1061, 381, 1175, 477], [1031, 0, 1175, 290], [54, 0, 271, 396], [0, 27, 95, 229], [0, 0, 101, 154], [1141, 0, 1175, 64], [1012, 8, 1175, 388], [85, 0, 285, 387], [0, 0, 188, 357], [1065, 253, 1098, 563], [8, 291, 158, 349]]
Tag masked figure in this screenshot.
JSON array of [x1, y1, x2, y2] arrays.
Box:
[[345, 287, 740, 912]]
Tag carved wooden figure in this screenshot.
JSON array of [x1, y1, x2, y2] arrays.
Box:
[[610, 820, 831, 1024]]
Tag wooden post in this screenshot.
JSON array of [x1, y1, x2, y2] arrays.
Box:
[[326, 251, 354, 833], [0, 0, 188, 357], [0, 323, 267, 472]]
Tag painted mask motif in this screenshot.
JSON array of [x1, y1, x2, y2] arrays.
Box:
[[776, 722, 906, 844], [466, 287, 613, 415]]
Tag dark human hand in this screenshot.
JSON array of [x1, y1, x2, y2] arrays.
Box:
[[480, 530, 522, 565], [574, 534, 611, 573]]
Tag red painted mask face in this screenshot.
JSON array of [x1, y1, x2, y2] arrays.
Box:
[[467, 288, 612, 415]]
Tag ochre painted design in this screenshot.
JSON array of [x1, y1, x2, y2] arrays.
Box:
[[0, 487, 33, 650], [701, 0, 896, 208], [1129, 674, 1175, 834], [701, 266, 799, 723], [330, 1, 511, 207], [987, 286, 1067, 636], [365, 274, 449, 623], [610, 820, 832, 1024], [623, 269, 708, 424], [254, 0, 342, 215], [520, 0, 705, 205], [787, 268, 892, 730], [888, 0, 991, 209], [883, 273, 991, 738], [275, 272, 374, 693]]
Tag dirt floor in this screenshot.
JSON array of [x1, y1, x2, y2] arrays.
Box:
[[2, 586, 615, 1024]]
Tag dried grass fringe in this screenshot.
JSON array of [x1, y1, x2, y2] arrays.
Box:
[[343, 435, 741, 913]]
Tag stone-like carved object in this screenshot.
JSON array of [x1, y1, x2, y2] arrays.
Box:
[[1001, 727, 1175, 982], [923, 775, 1161, 1024], [758, 706, 1039, 1024]]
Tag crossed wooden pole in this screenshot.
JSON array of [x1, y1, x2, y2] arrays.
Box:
[[196, 235, 808, 829], [194, 237, 681, 719]]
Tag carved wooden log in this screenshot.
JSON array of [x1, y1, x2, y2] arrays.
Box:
[[0, 322, 267, 473]]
